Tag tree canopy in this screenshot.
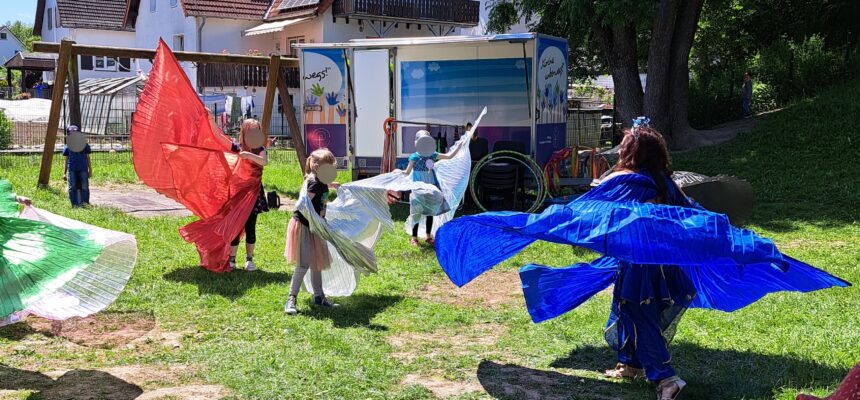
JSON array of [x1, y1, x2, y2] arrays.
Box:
[[487, 0, 860, 147]]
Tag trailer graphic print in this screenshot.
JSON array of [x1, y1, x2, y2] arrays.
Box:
[[302, 49, 348, 158], [535, 36, 569, 166], [400, 57, 533, 153]]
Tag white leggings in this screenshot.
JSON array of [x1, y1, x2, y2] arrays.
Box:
[[290, 266, 323, 297]]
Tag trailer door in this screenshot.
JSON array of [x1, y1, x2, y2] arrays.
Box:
[[353, 49, 391, 175]]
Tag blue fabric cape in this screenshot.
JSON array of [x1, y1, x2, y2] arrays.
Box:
[[435, 173, 850, 322]]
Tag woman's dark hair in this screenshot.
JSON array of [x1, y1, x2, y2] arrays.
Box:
[[615, 126, 674, 202]]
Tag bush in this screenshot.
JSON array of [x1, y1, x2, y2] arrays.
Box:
[[751, 81, 779, 114], [753, 34, 848, 104], [0, 109, 12, 150], [690, 34, 857, 127]]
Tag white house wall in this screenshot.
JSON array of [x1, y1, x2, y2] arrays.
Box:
[[134, 0, 198, 87], [0, 27, 25, 63], [459, 0, 531, 36], [39, 0, 69, 44], [72, 29, 137, 80], [200, 19, 274, 55]]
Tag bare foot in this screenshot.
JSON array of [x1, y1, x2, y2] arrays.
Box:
[[605, 363, 644, 379]]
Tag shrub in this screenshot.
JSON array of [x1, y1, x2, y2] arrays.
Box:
[[0, 109, 12, 150]]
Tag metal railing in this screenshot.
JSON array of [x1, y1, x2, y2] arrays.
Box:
[[197, 64, 300, 89], [334, 0, 480, 25], [567, 108, 617, 149]]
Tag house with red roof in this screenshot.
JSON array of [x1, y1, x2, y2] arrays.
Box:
[[34, 0, 138, 80]]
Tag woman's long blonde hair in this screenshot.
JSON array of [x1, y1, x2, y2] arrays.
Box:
[[238, 119, 265, 152], [306, 148, 336, 176]]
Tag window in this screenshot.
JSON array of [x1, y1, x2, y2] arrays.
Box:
[[287, 36, 305, 58], [80, 55, 93, 70], [173, 35, 184, 51], [0, 32, 6, 40], [94, 56, 117, 71], [47, 7, 53, 30], [118, 58, 132, 72], [150, 0, 156, 13], [170, 0, 178, 7]]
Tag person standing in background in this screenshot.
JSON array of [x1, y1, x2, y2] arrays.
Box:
[[62, 125, 91, 208], [742, 72, 753, 118]]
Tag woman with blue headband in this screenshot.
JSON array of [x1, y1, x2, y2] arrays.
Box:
[[435, 118, 849, 400]]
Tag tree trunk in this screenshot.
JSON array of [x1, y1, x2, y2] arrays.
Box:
[[596, 23, 643, 128], [644, 0, 680, 135], [666, 0, 705, 149]]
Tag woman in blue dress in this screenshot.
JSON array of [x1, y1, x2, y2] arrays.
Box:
[[434, 120, 849, 400], [597, 124, 695, 398]]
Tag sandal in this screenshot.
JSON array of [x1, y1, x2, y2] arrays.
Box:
[[656, 376, 686, 400], [425, 236, 435, 245], [410, 237, 420, 246], [605, 363, 645, 379]]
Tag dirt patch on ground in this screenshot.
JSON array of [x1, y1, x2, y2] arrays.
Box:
[[417, 269, 523, 310], [90, 184, 296, 217], [90, 185, 192, 218], [387, 322, 506, 363], [137, 385, 228, 400], [0, 363, 227, 400], [27, 311, 156, 349], [401, 374, 483, 398]]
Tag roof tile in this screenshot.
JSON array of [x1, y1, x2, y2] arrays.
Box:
[[266, 0, 320, 21], [182, 0, 271, 20], [56, 0, 133, 31]]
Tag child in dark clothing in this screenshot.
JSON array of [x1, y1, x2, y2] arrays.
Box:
[[62, 125, 91, 207]]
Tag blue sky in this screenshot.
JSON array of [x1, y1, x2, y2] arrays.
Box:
[[1, 0, 38, 26]]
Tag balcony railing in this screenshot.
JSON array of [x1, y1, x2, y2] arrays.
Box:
[[197, 64, 300, 89], [333, 0, 480, 26]]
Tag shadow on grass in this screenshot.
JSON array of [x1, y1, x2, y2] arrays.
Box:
[[477, 360, 646, 400], [547, 343, 847, 399], [0, 322, 42, 341], [303, 294, 403, 331], [163, 266, 290, 300], [0, 365, 143, 399]]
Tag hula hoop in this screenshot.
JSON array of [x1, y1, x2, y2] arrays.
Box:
[[470, 150, 547, 213]]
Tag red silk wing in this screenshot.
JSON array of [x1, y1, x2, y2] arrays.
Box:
[[179, 185, 257, 273], [160, 143, 237, 219], [132, 40, 260, 273], [131, 40, 232, 214]]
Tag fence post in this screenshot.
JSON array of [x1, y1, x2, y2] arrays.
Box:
[[38, 39, 74, 188]]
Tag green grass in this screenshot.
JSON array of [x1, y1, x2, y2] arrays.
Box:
[[1, 80, 859, 399]]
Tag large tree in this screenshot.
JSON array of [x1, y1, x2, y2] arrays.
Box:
[[488, 0, 705, 149]]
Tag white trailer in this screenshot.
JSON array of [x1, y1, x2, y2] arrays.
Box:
[[295, 33, 569, 180]]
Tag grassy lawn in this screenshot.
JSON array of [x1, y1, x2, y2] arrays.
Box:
[[0, 80, 858, 399]]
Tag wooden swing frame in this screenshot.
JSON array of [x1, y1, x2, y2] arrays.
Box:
[[32, 39, 309, 187]]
